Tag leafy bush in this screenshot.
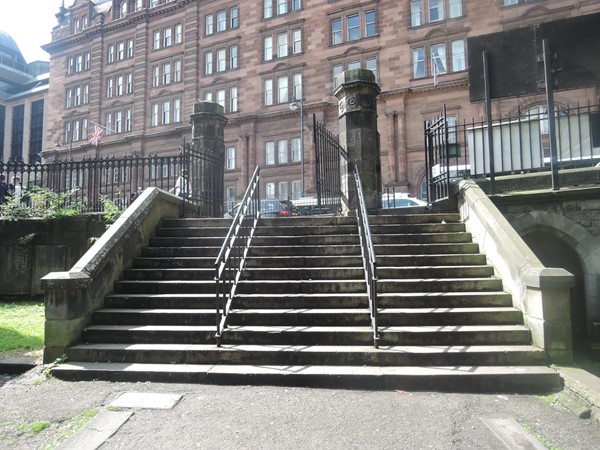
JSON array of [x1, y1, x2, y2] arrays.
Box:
[[0, 187, 82, 221], [99, 194, 122, 224]]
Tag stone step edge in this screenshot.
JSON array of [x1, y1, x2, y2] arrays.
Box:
[[50, 362, 561, 393]]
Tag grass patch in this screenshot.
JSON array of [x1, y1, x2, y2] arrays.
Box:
[[521, 423, 562, 450], [18, 421, 50, 434], [0, 302, 44, 354]]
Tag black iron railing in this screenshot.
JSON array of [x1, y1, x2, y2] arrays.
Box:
[[425, 101, 600, 201], [313, 114, 344, 214], [214, 165, 261, 346], [353, 165, 380, 348]]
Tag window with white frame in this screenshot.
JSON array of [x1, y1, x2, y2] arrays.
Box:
[[265, 141, 275, 165], [278, 140, 288, 164], [204, 44, 238, 75], [174, 99, 181, 123], [263, 27, 301, 61], [67, 52, 91, 75], [264, 72, 302, 105], [163, 27, 172, 47], [108, 44, 114, 63], [150, 98, 181, 126], [202, 83, 240, 113], [226, 186, 236, 210], [205, 6, 239, 35], [162, 101, 170, 125], [230, 45, 238, 69], [291, 180, 302, 200], [412, 39, 466, 79], [65, 119, 89, 142], [265, 182, 275, 199], [332, 55, 378, 89], [116, 42, 125, 61], [330, 8, 377, 46], [127, 39, 134, 58], [291, 137, 301, 162], [226, 147, 236, 170], [410, 0, 463, 27], [278, 181, 288, 200], [66, 83, 90, 108], [264, 0, 301, 19], [153, 23, 183, 50]]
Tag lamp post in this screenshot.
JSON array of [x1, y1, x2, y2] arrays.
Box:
[[53, 130, 73, 161], [289, 97, 304, 197]]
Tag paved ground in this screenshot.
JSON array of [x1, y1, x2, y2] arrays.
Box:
[[1, 365, 600, 449]]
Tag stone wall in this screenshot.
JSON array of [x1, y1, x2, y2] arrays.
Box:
[[0, 216, 106, 300]]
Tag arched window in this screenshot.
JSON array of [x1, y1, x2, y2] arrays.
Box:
[[119, 1, 128, 18], [135, 0, 145, 11]]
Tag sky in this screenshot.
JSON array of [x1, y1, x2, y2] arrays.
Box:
[[0, 0, 67, 63]]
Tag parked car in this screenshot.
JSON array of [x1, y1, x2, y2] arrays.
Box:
[[225, 199, 292, 218], [381, 193, 427, 209]]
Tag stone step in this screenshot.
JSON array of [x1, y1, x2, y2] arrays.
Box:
[[249, 223, 467, 237], [50, 362, 561, 393], [114, 280, 217, 294], [90, 307, 522, 327], [248, 243, 479, 257], [372, 233, 473, 245], [104, 291, 513, 310], [65, 343, 547, 367], [81, 324, 532, 346], [160, 218, 233, 228], [133, 257, 218, 269], [141, 247, 222, 257], [370, 223, 466, 234], [155, 227, 230, 238]]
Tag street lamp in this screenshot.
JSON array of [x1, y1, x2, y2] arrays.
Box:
[[289, 97, 304, 197], [54, 130, 73, 161]]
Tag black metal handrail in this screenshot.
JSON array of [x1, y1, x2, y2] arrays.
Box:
[[214, 165, 261, 346], [353, 165, 380, 348]]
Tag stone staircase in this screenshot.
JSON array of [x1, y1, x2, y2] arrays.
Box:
[[52, 213, 561, 392]]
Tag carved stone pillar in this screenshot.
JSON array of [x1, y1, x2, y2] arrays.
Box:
[[189, 101, 228, 217], [334, 69, 382, 211]]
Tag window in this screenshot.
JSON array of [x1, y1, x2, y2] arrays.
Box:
[[277, 33, 288, 58], [206, 7, 238, 35], [152, 103, 159, 126], [230, 86, 238, 112], [217, 49, 226, 72], [153, 65, 160, 86], [162, 101, 170, 125], [413, 48, 425, 78], [331, 9, 377, 45], [266, 141, 275, 164], [264, 73, 301, 105], [174, 99, 181, 122], [126, 73, 133, 93], [230, 45, 238, 69], [411, 0, 462, 26], [163, 27, 172, 47], [127, 39, 134, 58], [332, 19, 342, 45], [205, 51, 213, 75], [347, 14, 360, 42], [429, 0, 444, 22], [174, 60, 182, 82], [125, 108, 132, 132], [66, 89, 72, 108], [332, 57, 378, 89], [217, 10, 227, 32], [175, 24, 182, 44], [115, 111, 122, 133], [451, 40, 465, 71], [291, 137, 301, 162], [119, 1, 128, 18], [216, 89, 226, 108], [292, 29, 302, 54], [108, 44, 114, 63], [264, 28, 301, 61], [84, 52, 91, 70], [105, 113, 112, 135], [106, 78, 114, 98], [206, 15, 214, 35], [116, 76, 123, 96], [136, 0, 145, 11], [264, 0, 300, 18], [227, 186, 236, 210], [265, 182, 275, 199], [163, 62, 171, 85], [117, 42, 125, 61], [227, 147, 236, 170], [153, 31, 161, 50], [83, 84, 89, 103], [278, 181, 288, 200], [291, 180, 302, 200], [278, 140, 288, 164], [413, 39, 466, 79]]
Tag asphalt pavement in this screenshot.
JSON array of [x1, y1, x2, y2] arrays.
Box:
[[1, 361, 600, 449]]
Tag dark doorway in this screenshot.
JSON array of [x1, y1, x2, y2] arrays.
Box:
[[523, 231, 587, 358]]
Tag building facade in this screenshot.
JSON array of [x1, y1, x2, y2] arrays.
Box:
[[0, 31, 49, 164], [42, 0, 600, 206]]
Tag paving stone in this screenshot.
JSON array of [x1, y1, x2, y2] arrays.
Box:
[[109, 392, 183, 410]]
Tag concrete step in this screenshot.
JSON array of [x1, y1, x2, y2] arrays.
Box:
[[141, 247, 222, 257], [114, 280, 216, 294], [154, 227, 230, 238], [81, 324, 532, 346], [124, 268, 215, 281], [370, 223, 466, 234], [160, 218, 233, 228], [92, 309, 216, 326], [372, 233, 473, 245], [133, 257, 217, 269], [375, 243, 480, 255], [65, 343, 547, 367], [50, 362, 561, 393], [103, 291, 513, 310]]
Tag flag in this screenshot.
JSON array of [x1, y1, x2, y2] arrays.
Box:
[[432, 58, 439, 87], [89, 124, 103, 146]]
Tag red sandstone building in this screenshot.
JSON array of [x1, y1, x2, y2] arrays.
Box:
[[42, 0, 600, 206]]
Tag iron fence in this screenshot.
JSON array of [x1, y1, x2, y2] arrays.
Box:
[[425, 101, 600, 201], [313, 114, 345, 214]]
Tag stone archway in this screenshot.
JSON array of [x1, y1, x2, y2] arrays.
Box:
[[509, 211, 600, 357]]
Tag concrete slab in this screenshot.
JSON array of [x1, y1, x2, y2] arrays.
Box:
[[558, 366, 600, 409], [110, 392, 182, 410], [55, 410, 132, 450], [481, 417, 547, 450]]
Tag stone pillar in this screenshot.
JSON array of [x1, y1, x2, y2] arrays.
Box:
[[334, 69, 382, 212], [189, 101, 228, 217]]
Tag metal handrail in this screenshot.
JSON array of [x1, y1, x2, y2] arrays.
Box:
[[353, 165, 380, 348], [214, 165, 261, 346]]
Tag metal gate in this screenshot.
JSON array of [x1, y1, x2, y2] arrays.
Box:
[[424, 106, 451, 202], [182, 138, 224, 218], [313, 114, 345, 214]]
